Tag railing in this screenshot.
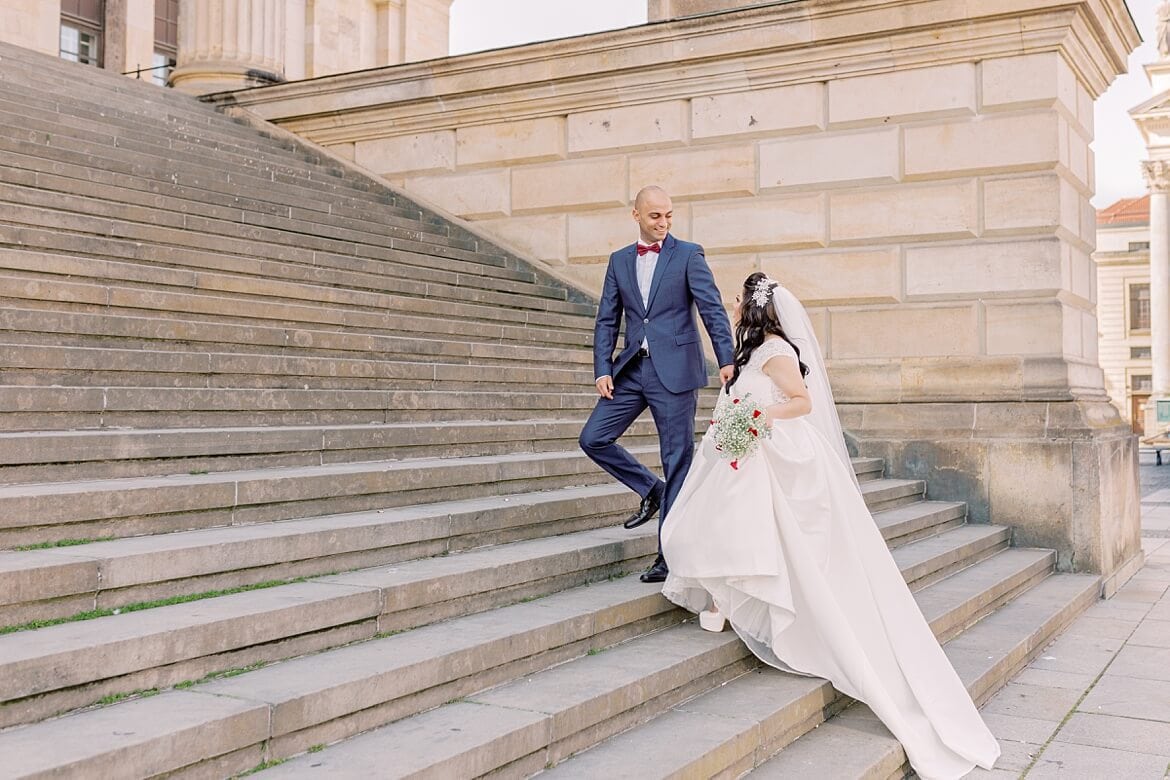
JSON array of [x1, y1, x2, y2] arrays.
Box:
[[122, 62, 175, 86]]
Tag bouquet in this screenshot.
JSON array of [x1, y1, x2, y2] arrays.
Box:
[[709, 393, 771, 470]]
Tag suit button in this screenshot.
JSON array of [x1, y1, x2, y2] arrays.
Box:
[[643, 318, 649, 324]]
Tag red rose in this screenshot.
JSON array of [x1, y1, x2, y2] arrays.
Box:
[[749, 428, 758, 436], [732, 398, 740, 404], [752, 409, 762, 419], [730, 460, 739, 470]]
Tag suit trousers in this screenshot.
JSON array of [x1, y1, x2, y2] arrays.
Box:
[[579, 354, 699, 553]]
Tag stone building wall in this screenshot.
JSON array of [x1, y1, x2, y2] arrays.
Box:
[[217, 0, 1144, 584]]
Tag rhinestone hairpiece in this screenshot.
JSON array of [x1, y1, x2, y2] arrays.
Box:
[[750, 278, 776, 307]]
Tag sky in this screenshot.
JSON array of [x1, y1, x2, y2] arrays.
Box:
[[450, 0, 1158, 210]]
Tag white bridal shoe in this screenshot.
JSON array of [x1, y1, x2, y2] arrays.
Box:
[[698, 609, 727, 632]]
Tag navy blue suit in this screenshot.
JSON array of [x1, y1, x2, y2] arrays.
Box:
[[579, 234, 735, 553]]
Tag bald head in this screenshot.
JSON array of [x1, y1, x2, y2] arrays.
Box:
[[632, 186, 673, 244], [634, 185, 670, 211]]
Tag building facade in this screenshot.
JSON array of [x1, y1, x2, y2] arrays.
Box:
[[1096, 196, 1152, 434], [0, 0, 453, 93]]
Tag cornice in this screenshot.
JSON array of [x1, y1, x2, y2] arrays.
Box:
[[207, 0, 1139, 146]]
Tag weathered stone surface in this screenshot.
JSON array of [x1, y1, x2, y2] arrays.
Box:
[[829, 181, 978, 242], [759, 127, 899, 189], [828, 63, 977, 125], [354, 131, 456, 175], [457, 117, 566, 167], [629, 145, 756, 201], [568, 100, 689, 154], [692, 194, 826, 252], [691, 83, 824, 140], [512, 157, 628, 213]]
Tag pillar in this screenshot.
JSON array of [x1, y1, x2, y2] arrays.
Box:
[[171, 0, 286, 95], [1145, 161, 1170, 435]]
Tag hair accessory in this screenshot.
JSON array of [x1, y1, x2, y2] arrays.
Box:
[[750, 278, 776, 307]]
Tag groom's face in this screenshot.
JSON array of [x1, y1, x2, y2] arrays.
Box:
[[633, 194, 673, 243]]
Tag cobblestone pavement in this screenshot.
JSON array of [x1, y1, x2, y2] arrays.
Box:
[[963, 453, 1170, 779]]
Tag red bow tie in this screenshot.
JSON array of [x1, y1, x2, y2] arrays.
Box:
[[637, 243, 661, 256]]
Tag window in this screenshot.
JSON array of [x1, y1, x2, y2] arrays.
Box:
[[153, 0, 178, 85], [1129, 241, 1151, 252], [60, 0, 103, 67], [1133, 375, 1153, 394], [1132, 346, 1153, 360], [1130, 283, 1151, 332]]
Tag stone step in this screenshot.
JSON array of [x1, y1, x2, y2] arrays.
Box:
[[891, 523, 1011, 591], [528, 552, 1077, 779], [0, 175, 585, 313], [0, 537, 666, 732], [0, 42, 536, 278], [0, 382, 641, 432], [874, 498, 966, 546], [0, 418, 660, 482], [747, 572, 1102, 779], [0, 105, 436, 231], [0, 166, 578, 312], [0, 341, 597, 393], [0, 246, 593, 349], [0, 517, 1017, 773], [0, 98, 460, 236], [0, 306, 596, 370], [230, 547, 1059, 779], [0, 151, 539, 290], [0, 245, 593, 336], [859, 477, 925, 513], [0, 483, 641, 628], [0, 458, 893, 625], [0, 44, 361, 165], [0, 444, 666, 547]]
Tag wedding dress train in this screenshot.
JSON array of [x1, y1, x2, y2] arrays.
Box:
[[661, 335, 1000, 780]]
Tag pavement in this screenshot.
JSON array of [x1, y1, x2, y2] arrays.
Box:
[[966, 452, 1170, 779]]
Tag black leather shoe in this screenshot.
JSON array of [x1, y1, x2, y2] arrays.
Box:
[[639, 555, 669, 583], [624, 484, 663, 530]]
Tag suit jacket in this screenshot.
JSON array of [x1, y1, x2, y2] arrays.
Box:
[[593, 234, 735, 394]]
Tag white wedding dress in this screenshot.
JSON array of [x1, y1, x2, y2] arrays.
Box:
[[661, 334, 1000, 780]]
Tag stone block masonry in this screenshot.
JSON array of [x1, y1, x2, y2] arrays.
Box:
[[214, 0, 1142, 581]]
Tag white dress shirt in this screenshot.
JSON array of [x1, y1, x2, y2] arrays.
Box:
[[635, 240, 660, 351]]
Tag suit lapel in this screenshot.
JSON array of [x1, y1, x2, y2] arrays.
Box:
[[645, 234, 677, 314], [621, 244, 644, 316]]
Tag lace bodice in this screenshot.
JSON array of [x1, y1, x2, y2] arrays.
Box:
[[730, 338, 799, 405]]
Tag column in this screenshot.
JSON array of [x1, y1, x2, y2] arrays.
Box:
[[1145, 160, 1170, 433], [170, 0, 286, 95]]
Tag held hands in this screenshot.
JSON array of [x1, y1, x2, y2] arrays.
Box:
[[719, 364, 735, 386], [595, 375, 614, 399]]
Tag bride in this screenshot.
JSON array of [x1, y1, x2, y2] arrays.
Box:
[[661, 273, 1000, 780]]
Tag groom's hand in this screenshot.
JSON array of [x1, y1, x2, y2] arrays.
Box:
[[595, 375, 614, 399], [719, 364, 735, 385]]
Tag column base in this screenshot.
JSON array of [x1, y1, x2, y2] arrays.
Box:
[[170, 61, 284, 96], [841, 399, 1141, 578]]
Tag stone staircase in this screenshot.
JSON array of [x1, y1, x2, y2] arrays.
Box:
[[0, 40, 1099, 779]]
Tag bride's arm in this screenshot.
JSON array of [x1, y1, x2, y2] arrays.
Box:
[[761, 356, 812, 421]]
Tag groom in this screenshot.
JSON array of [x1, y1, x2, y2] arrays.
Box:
[[579, 185, 735, 583]]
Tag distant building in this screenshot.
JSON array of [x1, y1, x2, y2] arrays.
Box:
[[0, 1, 452, 94], [1096, 196, 1152, 433]]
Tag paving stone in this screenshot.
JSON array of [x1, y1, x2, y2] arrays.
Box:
[[978, 681, 1083, 723], [980, 711, 1059, 745], [1061, 614, 1143, 640], [1104, 643, 1170, 682], [1027, 740, 1170, 780], [1126, 616, 1170, 648], [1009, 666, 1098, 692], [1079, 674, 1170, 722], [1026, 632, 1125, 675], [1054, 711, 1170, 757]]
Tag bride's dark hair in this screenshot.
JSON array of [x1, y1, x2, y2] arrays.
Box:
[[727, 272, 809, 394]]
